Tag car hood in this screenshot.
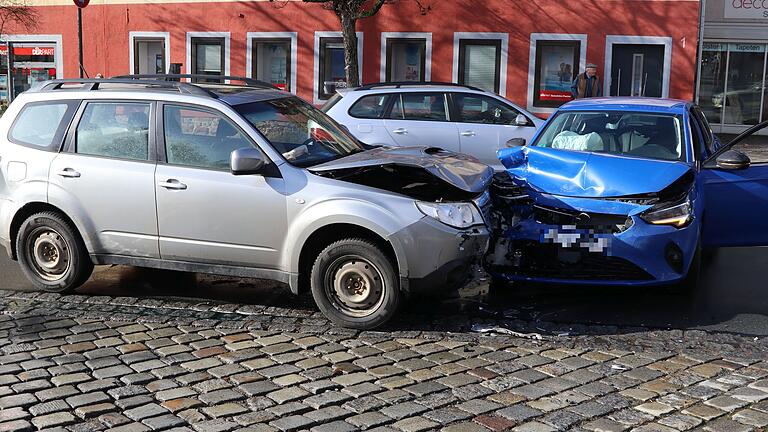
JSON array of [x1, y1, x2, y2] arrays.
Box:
[[497, 146, 692, 198], [309, 146, 494, 193]]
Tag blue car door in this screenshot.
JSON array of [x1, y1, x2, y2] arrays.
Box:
[[700, 120, 768, 247]]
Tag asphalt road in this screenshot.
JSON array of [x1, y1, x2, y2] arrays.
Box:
[[1, 247, 768, 336]]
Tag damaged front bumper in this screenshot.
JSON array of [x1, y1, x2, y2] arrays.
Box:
[[486, 176, 701, 286], [391, 215, 490, 295]]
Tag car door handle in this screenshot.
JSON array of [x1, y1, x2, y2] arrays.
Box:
[[158, 179, 187, 190], [55, 168, 81, 178], [460, 131, 477, 137], [392, 128, 408, 135]]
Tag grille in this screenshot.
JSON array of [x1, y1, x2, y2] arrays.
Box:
[[492, 241, 654, 281], [533, 205, 629, 233]]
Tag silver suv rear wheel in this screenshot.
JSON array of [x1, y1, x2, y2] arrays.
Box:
[[16, 212, 93, 293]]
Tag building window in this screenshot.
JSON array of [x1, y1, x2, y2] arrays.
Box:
[[191, 37, 225, 83], [458, 39, 501, 93], [700, 42, 767, 127], [318, 37, 348, 100], [133, 38, 166, 74], [252, 39, 291, 91], [385, 38, 426, 82], [532, 40, 580, 108]]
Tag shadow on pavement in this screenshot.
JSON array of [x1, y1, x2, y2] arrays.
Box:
[[2, 247, 768, 336]]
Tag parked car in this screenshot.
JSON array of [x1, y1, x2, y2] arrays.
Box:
[[0, 75, 493, 329], [322, 82, 544, 170], [487, 97, 768, 287]]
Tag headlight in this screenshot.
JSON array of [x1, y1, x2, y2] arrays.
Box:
[[640, 195, 692, 228], [415, 201, 484, 229]]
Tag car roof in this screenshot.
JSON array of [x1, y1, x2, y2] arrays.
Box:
[[559, 97, 691, 114], [339, 82, 491, 95]]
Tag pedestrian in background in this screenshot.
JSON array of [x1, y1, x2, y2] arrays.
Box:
[[571, 63, 602, 99]]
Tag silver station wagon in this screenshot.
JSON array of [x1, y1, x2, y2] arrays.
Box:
[[0, 75, 492, 329]]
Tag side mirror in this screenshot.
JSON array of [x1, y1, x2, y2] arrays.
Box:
[[515, 114, 529, 126], [716, 149, 751, 170], [231, 148, 266, 175], [506, 137, 526, 147]]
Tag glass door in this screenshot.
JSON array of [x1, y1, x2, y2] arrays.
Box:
[[134, 38, 166, 74], [8, 43, 57, 99], [698, 42, 768, 131], [609, 44, 664, 97]]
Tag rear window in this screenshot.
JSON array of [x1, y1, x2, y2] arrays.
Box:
[[348, 94, 391, 119], [9, 101, 78, 150]]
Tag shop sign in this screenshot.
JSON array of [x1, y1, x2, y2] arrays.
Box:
[[0, 46, 56, 57], [703, 42, 727, 51], [725, 0, 768, 19], [729, 43, 766, 52]]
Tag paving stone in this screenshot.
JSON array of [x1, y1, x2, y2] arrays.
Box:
[[0, 419, 34, 432], [346, 412, 392, 429], [124, 403, 169, 421], [31, 412, 76, 429], [74, 402, 117, 419], [392, 416, 439, 432], [268, 415, 313, 432], [497, 404, 542, 422]]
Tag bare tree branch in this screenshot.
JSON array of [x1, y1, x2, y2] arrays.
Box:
[[0, 0, 39, 37], [358, 0, 386, 18]]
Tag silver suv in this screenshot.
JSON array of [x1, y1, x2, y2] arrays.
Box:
[[0, 75, 492, 329]]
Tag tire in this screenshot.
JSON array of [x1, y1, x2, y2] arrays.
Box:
[[310, 238, 399, 329], [15, 211, 93, 293]]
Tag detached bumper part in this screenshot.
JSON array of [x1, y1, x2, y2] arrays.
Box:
[[391, 216, 489, 295]]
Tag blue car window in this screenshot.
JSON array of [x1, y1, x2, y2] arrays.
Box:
[[533, 111, 685, 162]]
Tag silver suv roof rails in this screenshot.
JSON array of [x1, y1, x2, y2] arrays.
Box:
[[113, 74, 278, 90], [34, 78, 216, 97]]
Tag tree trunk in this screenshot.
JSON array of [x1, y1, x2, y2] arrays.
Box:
[[340, 13, 360, 88]]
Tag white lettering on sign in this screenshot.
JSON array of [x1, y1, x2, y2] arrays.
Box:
[[726, 0, 768, 19]]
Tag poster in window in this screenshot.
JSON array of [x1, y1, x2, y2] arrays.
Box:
[[155, 54, 163, 74], [404, 44, 421, 81], [538, 45, 576, 102]]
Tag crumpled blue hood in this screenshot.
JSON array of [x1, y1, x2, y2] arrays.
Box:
[[497, 146, 692, 198]]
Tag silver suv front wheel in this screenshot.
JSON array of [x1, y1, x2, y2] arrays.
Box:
[[311, 238, 399, 329]]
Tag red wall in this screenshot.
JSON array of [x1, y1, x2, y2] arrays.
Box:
[[6, 0, 701, 107]]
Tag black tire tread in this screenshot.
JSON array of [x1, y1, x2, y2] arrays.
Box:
[[310, 237, 399, 330], [15, 211, 93, 293]]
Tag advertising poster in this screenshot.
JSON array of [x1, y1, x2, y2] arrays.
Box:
[[538, 45, 576, 102]]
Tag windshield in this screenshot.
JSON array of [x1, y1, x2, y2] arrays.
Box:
[[235, 97, 364, 167], [533, 111, 685, 161]]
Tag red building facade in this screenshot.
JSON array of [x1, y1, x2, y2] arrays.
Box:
[[1, 0, 701, 115]]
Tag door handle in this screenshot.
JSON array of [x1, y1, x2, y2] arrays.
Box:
[[55, 168, 81, 178], [460, 131, 477, 137], [158, 179, 187, 190], [392, 128, 408, 135]]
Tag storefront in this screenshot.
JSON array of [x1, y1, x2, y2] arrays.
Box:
[[698, 0, 768, 135], [0, 1, 699, 112], [0, 36, 62, 106]]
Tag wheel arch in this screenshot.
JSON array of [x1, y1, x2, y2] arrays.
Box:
[[9, 202, 88, 260], [294, 223, 400, 295]]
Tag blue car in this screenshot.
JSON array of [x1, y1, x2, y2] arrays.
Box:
[[488, 97, 768, 287]]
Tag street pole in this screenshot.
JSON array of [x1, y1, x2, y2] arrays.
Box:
[[77, 7, 83, 78]]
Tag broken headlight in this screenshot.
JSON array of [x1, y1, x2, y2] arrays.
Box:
[[640, 195, 692, 228], [416, 201, 484, 229]]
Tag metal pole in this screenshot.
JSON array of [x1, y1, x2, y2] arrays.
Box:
[[77, 7, 83, 78]]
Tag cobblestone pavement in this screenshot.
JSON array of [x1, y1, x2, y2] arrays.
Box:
[[1, 288, 768, 432]]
